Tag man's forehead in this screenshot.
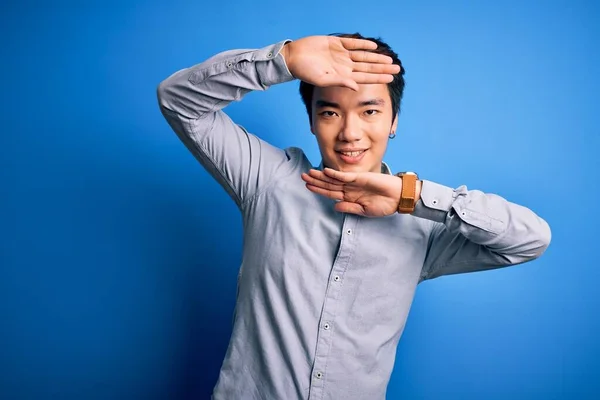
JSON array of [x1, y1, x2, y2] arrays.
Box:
[[313, 85, 390, 107], [315, 98, 387, 108]]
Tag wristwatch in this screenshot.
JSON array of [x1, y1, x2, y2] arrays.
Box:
[[395, 171, 419, 214]]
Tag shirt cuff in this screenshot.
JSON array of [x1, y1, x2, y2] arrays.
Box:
[[411, 180, 456, 223], [255, 40, 295, 87]]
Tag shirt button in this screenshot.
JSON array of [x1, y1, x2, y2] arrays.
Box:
[[346, 229, 352, 235], [323, 322, 330, 330], [432, 199, 438, 205], [315, 371, 323, 379], [267, 51, 273, 58], [333, 275, 340, 282], [226, 61, 233, 68]]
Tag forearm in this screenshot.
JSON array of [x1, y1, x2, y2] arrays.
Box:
[[414, 180, 551, 275], [157, 40, 294, 120]]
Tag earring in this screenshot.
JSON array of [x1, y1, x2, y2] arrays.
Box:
[[389, 131, 396, 139]]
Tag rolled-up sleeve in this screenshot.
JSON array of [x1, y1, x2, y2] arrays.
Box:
[[414, 180, 551, 281]]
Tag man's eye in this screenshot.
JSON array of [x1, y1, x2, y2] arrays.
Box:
[[365, 109, 379, 116], [320, 111, 337, 117]]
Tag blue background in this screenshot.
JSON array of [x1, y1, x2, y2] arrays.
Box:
[[2, 0, 599, 399]]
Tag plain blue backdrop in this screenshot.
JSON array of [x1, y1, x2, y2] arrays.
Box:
[[2, 0, 599, 399]]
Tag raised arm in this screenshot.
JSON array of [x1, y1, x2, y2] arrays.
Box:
[[416, 181, 551, 281], [300, 168, 551, 281], [156, 40, 296, 208], [156, 36, 400, 208]]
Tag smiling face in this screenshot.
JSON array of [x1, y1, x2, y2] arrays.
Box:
[[310, 83, 398, 174]]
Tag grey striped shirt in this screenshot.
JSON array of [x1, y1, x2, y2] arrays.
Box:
[[157, 39, 551, 400]]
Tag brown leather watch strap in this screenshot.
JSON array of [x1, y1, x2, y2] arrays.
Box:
[[396, 172, 418, 214]]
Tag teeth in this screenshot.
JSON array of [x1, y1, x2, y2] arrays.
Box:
[[341, 150, 365, 157]]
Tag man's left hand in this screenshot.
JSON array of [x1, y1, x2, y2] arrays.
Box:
[[301, 168, 413, 217]]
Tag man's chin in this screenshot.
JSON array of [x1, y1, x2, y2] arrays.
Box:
[[323, 155, 378, 173], [328, 162, 371, 173], [339, 165, 365, 172]]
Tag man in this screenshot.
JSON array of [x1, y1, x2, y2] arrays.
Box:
[[157, 33, 551, 400]]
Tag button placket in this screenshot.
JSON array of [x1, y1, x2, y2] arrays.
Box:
[[308, 215, 358, 399]]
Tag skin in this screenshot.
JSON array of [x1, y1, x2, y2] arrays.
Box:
[[280, 35, 421, 217], [310, 83, 398, 175]]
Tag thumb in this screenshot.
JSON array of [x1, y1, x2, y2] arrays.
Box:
[[334, 201, 365, 215], [339, 78, 359, 92], [322, 74, 358, 91]]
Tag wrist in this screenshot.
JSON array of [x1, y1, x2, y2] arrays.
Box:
[[395, 172, 420, 214], [279, 43, 295, 78], [279, 42, 289, 61]]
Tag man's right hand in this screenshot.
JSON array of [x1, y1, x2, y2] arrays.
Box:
[[279, 35, 401, 91]]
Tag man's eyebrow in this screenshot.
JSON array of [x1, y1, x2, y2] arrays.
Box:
[[315, 100, 339, 108], [314, 98, 387, 108], [359, 98, 386, 107]]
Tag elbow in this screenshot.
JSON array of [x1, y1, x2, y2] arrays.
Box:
[[156, 78, 173, 112], [503, 216, 551, 266], [528, 217, 552, 261], [156, 68, 185, 112], [156, 70, 198, 119], [536, 217, 551, 257]]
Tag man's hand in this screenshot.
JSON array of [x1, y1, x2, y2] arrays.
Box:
[[301, 168, 421, 217], [280, 36, 400, 91]]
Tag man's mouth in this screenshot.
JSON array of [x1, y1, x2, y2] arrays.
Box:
[[337, 150, 366, 157], [336, 149, 368, 164]]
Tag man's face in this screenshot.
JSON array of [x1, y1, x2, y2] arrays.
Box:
[[310, 84, 398, 174]]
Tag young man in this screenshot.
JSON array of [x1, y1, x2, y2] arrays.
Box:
[[157, 34, 551, 400]]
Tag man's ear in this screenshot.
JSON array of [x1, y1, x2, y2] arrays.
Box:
[[391, 114, 399, 133]]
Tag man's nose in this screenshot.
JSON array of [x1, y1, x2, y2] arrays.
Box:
[[338, 115, 362, 142]]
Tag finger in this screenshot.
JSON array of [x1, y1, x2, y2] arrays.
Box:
[[305, 184, 344, 201], [334, 201, 365, 216], [340, 37, 378, 51], [307, 169, 345, 184], [350, 72, 395, 84], [352, 62, 401, 75], [301, 172, 344, 191], [323, 168, 357, 183], [349, 51, 393, 64]]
